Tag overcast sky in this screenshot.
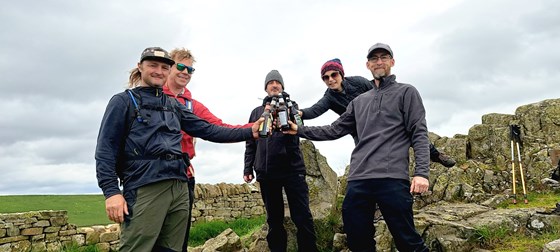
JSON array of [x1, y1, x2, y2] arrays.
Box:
[[1, 0, 559, 195]]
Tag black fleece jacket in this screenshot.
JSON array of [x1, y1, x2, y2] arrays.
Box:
[[300, 76, 373, 119], [244, 97, 306, 180]]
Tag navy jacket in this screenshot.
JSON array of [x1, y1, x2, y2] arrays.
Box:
[[96, 87, 252, 198]]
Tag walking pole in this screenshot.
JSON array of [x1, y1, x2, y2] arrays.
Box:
[[511, 125, 528, 204], [515, 131, 529, 204], [509, 125, 517, 204]]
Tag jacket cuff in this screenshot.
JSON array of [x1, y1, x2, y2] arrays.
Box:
[[413, 174, 429, 180], [243, 168, 253, 175], [103, 187, 122, 199]]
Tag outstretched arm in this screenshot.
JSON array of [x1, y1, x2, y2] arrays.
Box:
[[179, 107, 262, 142], [300, 95, 331, 120], [193, 99, 253, 128], [285, 102, 356, 141]]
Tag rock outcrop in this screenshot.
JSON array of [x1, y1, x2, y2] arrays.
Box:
[[300, 140, 339, 219]]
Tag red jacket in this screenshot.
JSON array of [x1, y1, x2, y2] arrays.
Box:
[[163, 84, 253, 178]]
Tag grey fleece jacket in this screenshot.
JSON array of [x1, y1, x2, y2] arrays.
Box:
[[296, 75, 430, 181]]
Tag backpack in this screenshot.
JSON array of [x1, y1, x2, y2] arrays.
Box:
[[124, 89, 191, 170], [125, 89, 184, 127]]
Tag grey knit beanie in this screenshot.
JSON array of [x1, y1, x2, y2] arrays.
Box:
[[264, 70, 284, 90]]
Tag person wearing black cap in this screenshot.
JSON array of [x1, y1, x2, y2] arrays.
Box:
[[284, 43, 430, 251], [244, 70, 318, 252], [96, 47, 264, 252]]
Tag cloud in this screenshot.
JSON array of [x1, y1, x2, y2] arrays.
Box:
[[1, 0, 559, 194]]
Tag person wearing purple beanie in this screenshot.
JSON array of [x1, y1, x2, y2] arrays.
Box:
[[298, 57, 455, 168]]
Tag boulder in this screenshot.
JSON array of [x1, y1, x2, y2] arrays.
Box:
[[190, 228, 245, 252], [300, 140, 339, 219]]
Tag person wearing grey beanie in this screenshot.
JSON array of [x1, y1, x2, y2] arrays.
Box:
[[245, 69, 318, 252], [264, 70, 284, 90]]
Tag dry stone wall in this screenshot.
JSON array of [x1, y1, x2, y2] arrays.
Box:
[[0, 210, 119, 252], [191, 182, 265, 223], [0, 183, 265, 251]]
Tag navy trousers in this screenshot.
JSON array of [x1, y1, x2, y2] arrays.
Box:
[[343, 178, 428, 252]]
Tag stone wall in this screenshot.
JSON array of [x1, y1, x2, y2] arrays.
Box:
[[0, 183, 265, 251], [0, 210, 119, 251], [191, 182, 265, 223]]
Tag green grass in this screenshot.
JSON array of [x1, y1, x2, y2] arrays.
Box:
[[0, 195, 110, 227], [473, 224, 559, 251], [189, 216, 266, 247], [479, 192, 560, 251], [472, 225, 511, 248], [60, 243, 100, 252], [497, 191, 559, 209]]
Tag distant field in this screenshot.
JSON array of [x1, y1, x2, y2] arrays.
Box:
[[0, 195, 112, 227]]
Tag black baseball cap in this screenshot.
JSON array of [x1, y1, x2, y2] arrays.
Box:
[[140, 47, 175, 66]]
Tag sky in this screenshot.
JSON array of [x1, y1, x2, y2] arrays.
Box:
[[1, 0, 559, 195]]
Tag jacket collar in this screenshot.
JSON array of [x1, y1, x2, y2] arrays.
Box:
[[134, 86, 164, 96], [162, 84, 192, 100], [375, 74, 396, 90]]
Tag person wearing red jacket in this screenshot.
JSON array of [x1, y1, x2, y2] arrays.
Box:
[[163, 47, 252, 250]]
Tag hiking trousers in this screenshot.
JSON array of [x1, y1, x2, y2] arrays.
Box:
[[343, 178, 428, 252], [120, 179, 190, 252]]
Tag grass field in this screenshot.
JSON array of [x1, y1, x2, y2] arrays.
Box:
[[0, 194, 266, 248], [0, 194, 111, 227]]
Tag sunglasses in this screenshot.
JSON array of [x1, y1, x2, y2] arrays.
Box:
[[321, 71, 340, 82], [176, 63, 195, 74]]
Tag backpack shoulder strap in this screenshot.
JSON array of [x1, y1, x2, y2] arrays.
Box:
[[184, 99, 193, 112], [126, 89, 147, 123], [163, 94, 184, 119]]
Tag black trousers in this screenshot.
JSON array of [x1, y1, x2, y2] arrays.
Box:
[[259, 174, 318, 252], [343, 178, 428, 252], [182, 177, 195, 252]]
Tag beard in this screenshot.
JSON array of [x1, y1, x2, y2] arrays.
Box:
[[373, 70, 386, 80]]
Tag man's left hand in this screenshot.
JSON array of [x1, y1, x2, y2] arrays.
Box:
[[410, 176, 429, 194]]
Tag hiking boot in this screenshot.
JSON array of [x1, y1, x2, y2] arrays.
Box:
[[432, 153, 456, 168], [552, 203, 560, 215]]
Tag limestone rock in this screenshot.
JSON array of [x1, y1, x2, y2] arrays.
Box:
[[543, 238, 560, 252], [191, 228, 245, 252], [300, 140, 338, 219]]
